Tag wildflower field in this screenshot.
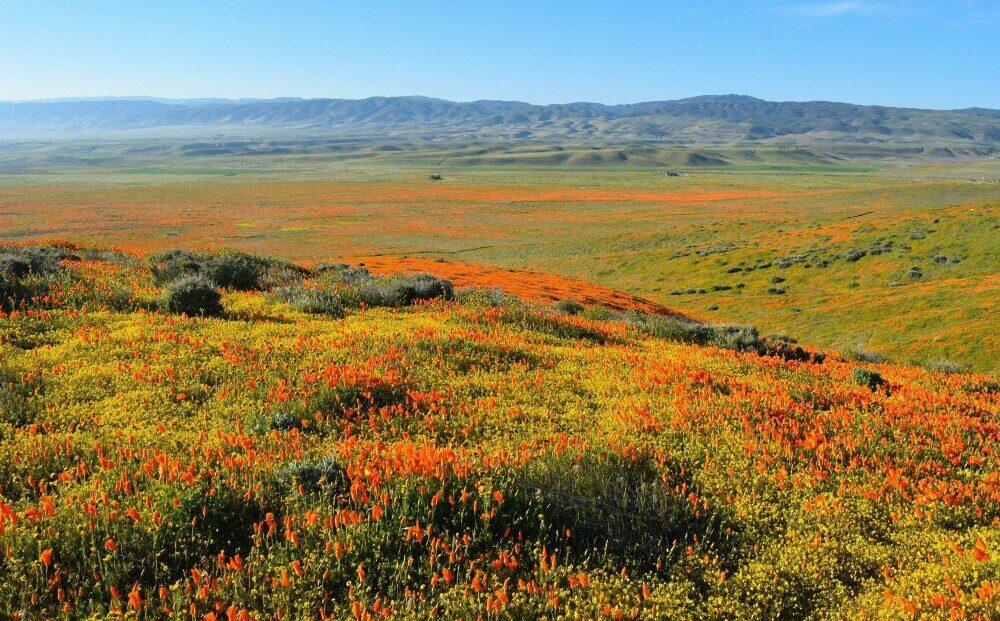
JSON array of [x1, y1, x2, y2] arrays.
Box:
[[0, 242, 996, 619], [1, 158, 997, 371]]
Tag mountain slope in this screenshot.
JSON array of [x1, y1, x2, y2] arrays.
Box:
[[2, 94, 998, 145]]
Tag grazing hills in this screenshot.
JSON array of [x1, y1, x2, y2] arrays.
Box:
[[2, 94, 999, 146]]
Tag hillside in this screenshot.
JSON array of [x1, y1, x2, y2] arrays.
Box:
[[0, 243, 997, 618], [2, 95, 999, 146]]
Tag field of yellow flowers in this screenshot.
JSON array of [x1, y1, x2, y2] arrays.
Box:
[[0, 242, 996, 619]]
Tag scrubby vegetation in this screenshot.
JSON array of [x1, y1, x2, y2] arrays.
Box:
[[600, 310, 824, 363], [158, 274, 224, 317], [852, 367, 887, 392], [0, 243, 996, 619], [553, 299, 585, 315], [149, 249, 307, 290], [270, 285, 345, 317]]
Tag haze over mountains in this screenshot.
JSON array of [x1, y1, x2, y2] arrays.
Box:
[[2, 95, 998, 147]]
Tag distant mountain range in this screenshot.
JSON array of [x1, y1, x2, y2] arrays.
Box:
[[2, 95, 998, 146]]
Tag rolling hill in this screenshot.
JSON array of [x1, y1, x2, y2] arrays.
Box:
[[2, 94, 998, 146], [0, 242, 996, 618]]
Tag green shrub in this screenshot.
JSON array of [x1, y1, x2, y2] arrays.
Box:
[[316, 263, 373, 285], [0, 365, 40, 429], [495, 452, 734, 573], [316, 272, 455, 310], [275, 456, 349, 495], [491, 303, 612, 343], [158, 275, 223, 317], [0, 245, 76, 311], [387, 273, 455, 304], [616, 312, 824, 363], [148, 249, 207, 286], [150, 249, 307, 290], [844, 249, 867, 262], [711, 324, 765, 351], [758, 333, 824, 363], [254, 411, 302, 433], [553, 299, 585, 315], [0, 273, 28, 311], [962, 380, 999, 395], [0, 245, 69, 279], [206, 253, 266, 290], [455, 286, 510, 308], [852, 368, 886, 391], [155, 481, 267, 583], [272, 285, 344, 317], [845, 347, 885, 363], [614, 312, 715, 344]]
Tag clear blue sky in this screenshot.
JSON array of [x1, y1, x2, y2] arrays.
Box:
[[2, 0, 997, 108]]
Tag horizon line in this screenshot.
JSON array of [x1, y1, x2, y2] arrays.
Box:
[[2, 93, 996, 112]]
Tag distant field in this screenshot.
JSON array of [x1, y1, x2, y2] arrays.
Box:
[[1, 152, 997, 371]]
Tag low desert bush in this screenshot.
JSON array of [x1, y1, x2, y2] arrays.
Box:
[[150, 249, 307, 290], [158, 275, 223, 317], [315, 271, 455, 309], [0, 245, 69, 279], [275, 456, 349, 496], [553, 299, 585, 315], [493, 451, 733, 573], [271, 285, 344, 317], [852, 368, 887, 391], [615, 312, 823, 362]]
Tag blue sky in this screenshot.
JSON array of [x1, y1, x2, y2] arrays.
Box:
[[2, 1, 997, 108]]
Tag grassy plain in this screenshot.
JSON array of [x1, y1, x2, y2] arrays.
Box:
[[0, 152, 997, 371]]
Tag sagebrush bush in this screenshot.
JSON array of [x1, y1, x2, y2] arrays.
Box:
[[0, 273, 27, 311], [316, 263, 373, 285], [386, 273, 455, 304], [615, 312, 823, 362], [925, 359, 965, 374], [275, 456, 349, 495], [845, 346, 885, 363], [272, 285, 344, 317], [852, 368, 887, 391], [150, 249, 307, 290], [0, 245, 69, 279], [455, 285, 509, 308], [494, 451, 733, 573], [614, 311, 715, 344], [205, 253, 266, 290], [0, 245, 75, 311], [254, 410, 302, 433], [312, 271, 454, 309], [148, 249, 206, 286], [158, 275, 223, 316], [553, 299, 585, 315]]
